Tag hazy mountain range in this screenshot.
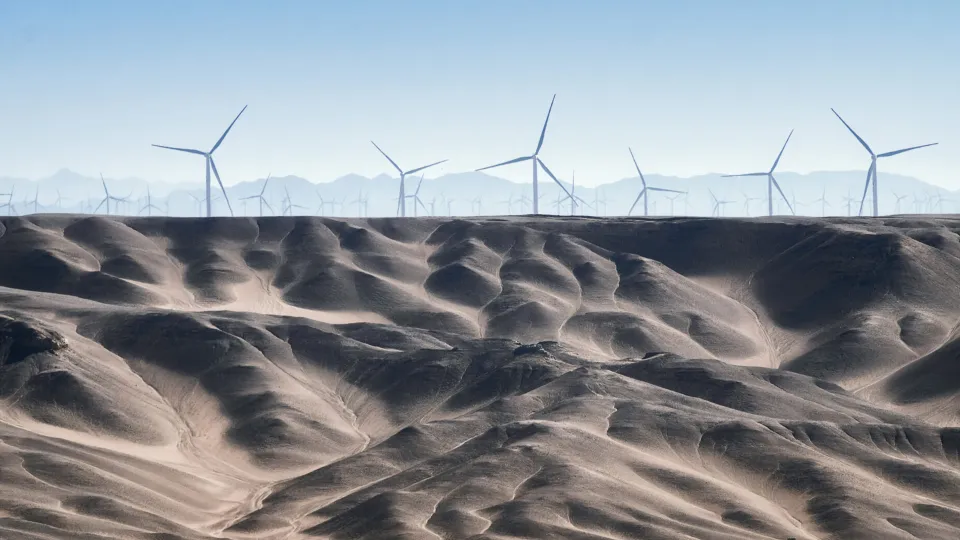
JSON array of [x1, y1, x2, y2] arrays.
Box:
[[0, 168, 954, 218]]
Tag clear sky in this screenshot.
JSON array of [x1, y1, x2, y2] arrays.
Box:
[[1, 0, 957, 188]]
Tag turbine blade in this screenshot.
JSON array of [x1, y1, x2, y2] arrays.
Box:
[[536, 158, 572, 199], [628, 147, 646, 187], [769, 129, 794, 172], [771, 176, 794, 215], [371, 141, 403, 174], [648, 187, 686, 194], [152, 144, 206, 156], [857, 162, 874, 216], [627, 189, 645, 216], [877, 143, 938, 158], [261, 174, 271, 195], [263, 200, 274, 215], [210, 105, 247, 153], [830, 108, 873, 155], [406, 159, 447, 176], [476, 156, 531, 172], [535, 94, 556, 155], [209, 158, 234, 216], [94, 199, 106, 213], [414, 174, 424, 196], [721, 173, 767, 177]]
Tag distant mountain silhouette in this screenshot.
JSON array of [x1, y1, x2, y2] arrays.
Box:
[[0, 169, 954, 217]]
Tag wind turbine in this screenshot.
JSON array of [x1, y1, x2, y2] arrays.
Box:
[[709, 190, 735, 217], [471, 196, 483, 216], [741, 191, 762, 216], [627, 148, 684, 216], [26, 186, 39, 214], [721, 130, 795, 216], [140, 186, 162, 216], [831, 108, 938, 217], [187, 194, 203, 217], [559, 171, 592, 216], [54, 189, 66, 210], [429, 196, 438, 216], [351, 190, 365, 217], [892, 192, 909, 214], [445, 198, 455, 216], [812, 188, 830, 216], [370, 142, 446, 218], [94, 175, 130, 215], [666, 192, 683, 216], [406, 175, 428, 217], [282, 187, 307, 216], [0, 186, 15, 215], [502, 194, 517, 214], [152, 105, 246, 217], [240, 174, 273, 216], [475, 94, 572, 214]]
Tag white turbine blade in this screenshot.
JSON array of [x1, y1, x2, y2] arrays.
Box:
[[476, 155, 531, 172], [721, 172, 767, 177], [536, 158, 572, 199], [239, 195, 259, 200], [414, 174, 425, 196], [261, 174, 272, 196], [210, 105, 248, 153], [371, 141, 403, 174], [857, 162, 874, 216], [152, 144, 206, 156], [770, 176, 794, 215], [94, 198, 107, 213], [648, 187, 685, 194], [627, 189, 646, 216], [535, 94, 556, 155], [406, 159, 447, 176], [628, 147, 646, 187], [769, 129, 794, 173], [830, 108, 873, 155], [877, 142, 938, 158], [209, 158, 234, 216], [417, 197, 428, 214], [263, 199, 275, 215]]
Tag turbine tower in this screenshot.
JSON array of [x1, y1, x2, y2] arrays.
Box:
[[627, 148, 684, 216], [240, 174, 273, 216], [27, 186, 39, 214], [721, 130, 795, 216], [476, 94, 572, 214], [812, 188, 830, 216], [371, 142, 445, 218], [831, 108, 938, 217], [152, 105, 246, 217]]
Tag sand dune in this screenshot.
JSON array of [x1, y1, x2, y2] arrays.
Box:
[[2, 214, 960, 539]]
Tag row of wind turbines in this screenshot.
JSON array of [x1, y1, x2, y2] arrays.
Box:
[[3, 96, 939, 219]]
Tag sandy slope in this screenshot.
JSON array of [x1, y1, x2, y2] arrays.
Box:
[[1, 214, 960, 539]]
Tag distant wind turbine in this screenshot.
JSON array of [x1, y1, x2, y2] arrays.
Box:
[[892, 192, 909, 214], [94, 174, 130, 215], [831, 108, 938, 217], [152, 105, 246, 217], [812, 188, 830, 216], [27, 186, 39, 214], [471, 196, 483, 216], [560, 171, 592, 216], [371, 142, 446, 217], [406, 175, 428, 217], [627, 148, 684, 216], [722, 130, 795, 216], [709, 190, 735, 217], [0, 186, 15, 215], [140, 186, 162, 216], [475, 94, 572, 214], [742, 191, 762, 216], [240, 174, 273, 216], [282, 187, 307, 216]]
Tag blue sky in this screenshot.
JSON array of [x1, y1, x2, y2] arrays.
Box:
[[1, 0, 957, 188]]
